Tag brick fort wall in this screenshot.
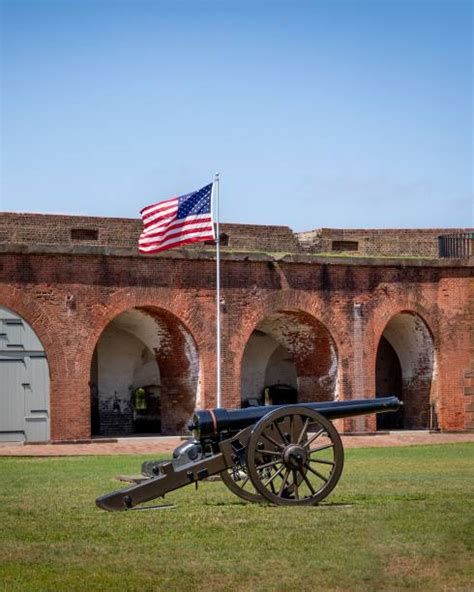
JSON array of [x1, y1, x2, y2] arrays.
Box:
[[0, 213, 472, 440]]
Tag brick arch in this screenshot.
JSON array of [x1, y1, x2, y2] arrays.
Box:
[[83, 292, 206, 374], [372, 302, 438, 353], [0, 285, 64, 369], [83, 293, 208, 390], [369, 301, 438, 399], [231, 290, 348, 361], [0, 286, 75, 440], [86, 295, 203, 435], [231, 291, 348, 406]]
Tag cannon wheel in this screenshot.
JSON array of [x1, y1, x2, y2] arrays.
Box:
[[220, 464, 263, 503], [220, 460, 307, 504], [246, 407, 344, 506], [219, 433, 304, 504]]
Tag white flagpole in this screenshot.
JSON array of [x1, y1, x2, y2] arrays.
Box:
[[214, 172, 222, 408]]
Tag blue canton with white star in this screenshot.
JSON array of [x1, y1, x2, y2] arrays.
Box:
[[177, 183, 213, 219]]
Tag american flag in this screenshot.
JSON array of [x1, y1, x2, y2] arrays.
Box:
[[138, 183, 215, 254]]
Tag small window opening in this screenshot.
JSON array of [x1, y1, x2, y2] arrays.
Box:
[[71, 228, 99, 241], [331, 240, 359, 252], [204, 233, 229, 246]]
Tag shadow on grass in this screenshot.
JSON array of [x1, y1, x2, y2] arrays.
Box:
[[203, 500, 249, 507], [203, 500, 356, 509]]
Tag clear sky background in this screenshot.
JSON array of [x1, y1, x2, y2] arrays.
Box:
[[1, 0, 472, 231]]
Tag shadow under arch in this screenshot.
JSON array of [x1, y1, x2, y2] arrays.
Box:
[[0, 304, 50, 442], [90, 305, 201, 436], [375, 310, 435, 429], [240, 309, 339, 406]]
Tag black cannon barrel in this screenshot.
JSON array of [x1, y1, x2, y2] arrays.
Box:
[[189, 396, 401, 438]]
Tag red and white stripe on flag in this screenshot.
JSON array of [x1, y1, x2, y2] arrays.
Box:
[[138, 184, 215, 254]]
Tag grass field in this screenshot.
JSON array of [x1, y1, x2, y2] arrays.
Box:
[[0, 444, 473, 592]]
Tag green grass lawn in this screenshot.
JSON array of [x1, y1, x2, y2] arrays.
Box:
[[0, 444, 473, 592]]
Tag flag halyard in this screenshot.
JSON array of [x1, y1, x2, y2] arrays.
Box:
[[139, 183, 215, 254]]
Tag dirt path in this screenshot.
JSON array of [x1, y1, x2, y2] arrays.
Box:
[[0, 431, 472, 457]]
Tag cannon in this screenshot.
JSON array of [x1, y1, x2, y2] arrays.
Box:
[[96, 396, 401, 511]]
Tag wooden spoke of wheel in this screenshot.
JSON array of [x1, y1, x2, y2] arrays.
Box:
[[306, 463, 329, 483], [278, 468, 291, 496], [306, 427, 325, 448], [258, 458, 283, 471], [246, 407, 344, 506], [220, 461, 264, 503], [258, 448, 282, 457], [308, 443, 334, 454], [274, 420, 289, 447], [311, 458, 336, 466], [261, 431, 285, 451], [220, 429, 282, 504], [296, 418, 310, 446], [263, 464, 286, 488]]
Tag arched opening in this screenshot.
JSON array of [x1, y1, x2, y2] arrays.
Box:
[[90, 307, 200, 437], [376, 312, 434, 430], [0, 305, 50, 442], [240, 311, 338, 407]]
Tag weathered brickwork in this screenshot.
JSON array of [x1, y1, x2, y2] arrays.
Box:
[[0, 213, 472, 440], [464, 279, 474, 430], [1, 212, 471, 258], [297, 228, 474, 258], [0, 213, 300, 254]]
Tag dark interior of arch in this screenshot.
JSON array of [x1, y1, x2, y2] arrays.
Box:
[[90, 307, 199, 437], [240, 310, 338, 406], [376, 313, 434, 429], [376, 337, 403, 429]]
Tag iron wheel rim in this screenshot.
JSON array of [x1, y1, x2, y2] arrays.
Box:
[[246, 407, 344, 506]]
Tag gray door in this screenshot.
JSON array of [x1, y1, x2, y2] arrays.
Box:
[[0, 307, 50, 442]]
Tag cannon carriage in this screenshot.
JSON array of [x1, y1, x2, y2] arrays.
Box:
[[96, 396, 401, 511]]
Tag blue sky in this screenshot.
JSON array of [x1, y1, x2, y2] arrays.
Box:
[[1, 0, 472, 230]]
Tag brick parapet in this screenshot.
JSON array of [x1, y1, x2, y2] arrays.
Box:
[[297, 227, 474, 258], [1, 212, 472, 259], [0, 212, 299, 254]]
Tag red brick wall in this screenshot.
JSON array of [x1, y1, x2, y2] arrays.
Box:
[[0, 246, 471, 440], [464, 280, 474, 430]]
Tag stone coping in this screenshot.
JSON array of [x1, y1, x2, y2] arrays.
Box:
[[0, 243, 472, 268]]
